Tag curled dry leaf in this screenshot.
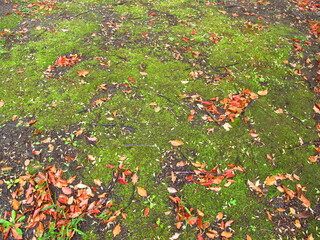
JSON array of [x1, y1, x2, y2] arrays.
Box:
[[169, 140, 184, 146], [137, 186, 148, 197]]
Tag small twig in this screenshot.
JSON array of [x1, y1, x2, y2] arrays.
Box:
[[204, 108, 221, 125], [287, 141, 320, 151], [211, 62, 239, 70], [122, 185, 135, 211], [104, 144, 157, 147]]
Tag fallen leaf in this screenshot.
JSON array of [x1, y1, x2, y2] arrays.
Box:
[[113, 223, 121, 237], [131, 173, 139, 184], [74, 129, 84, 136], [87, 136, 98, 142], [12, 199, 21, 210], [216, 212, 224, 220], [118, 177, 128, 185], [222, 123, 232, 131], [154, 106, 161, 112], [247, 180, 263, 193], [265, 176, 277, 186], [94, 179, 103, 186], [143, 207, 150, 217], [246, 234, 252, 240], [169, 140, 184, 146], [258, 89, 268, 96], [11, 228, 23, 240], [140, 71, 148, 75], [221, 231, 233, 238], [62, 186, 72, 195], [0, 100, 4, 107], [137, 187, 148, 197], [167, 187, 178, 194], [77, 69, 90, 77], [299, 194, 311, 207]]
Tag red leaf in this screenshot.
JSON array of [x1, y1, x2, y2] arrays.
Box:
[[58, 194, 68, 204], [118, 177, 128, 185]]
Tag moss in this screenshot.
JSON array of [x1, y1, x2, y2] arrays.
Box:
[[1, 0, 319, 239], [0, 14, 22, 29]]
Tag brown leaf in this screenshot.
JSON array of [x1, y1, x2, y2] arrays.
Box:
[[74, 129, 84, 136], [265, 176, 277, 186], [221, 231, 233, 238], [137, 187, 148, 197], [299, 195, 311, 207], [28, 119, 37, 126], [94, 179, 103, 186], [216, 212, 224, 221], [313, 103, 320, 114], [247, 180, 263, 193], [169, 140, 184, 146], [12, 199, 21, 211], [206, 231, 218, 239], [258, 89, 268, 96], [77, 69, 90, 77], [131, 173, 139, 185], [113, 223, 121, 237]]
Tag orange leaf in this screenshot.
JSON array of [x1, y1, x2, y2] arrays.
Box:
[[143, 207, 150, 217], [0, 100, 4, 107], [169, 140, 184, 146], [265, 176, 277, 186], [257, 89, 268, 96], [77, 69, 90, 77], [299, 194, 311, 207], [12, 199, 21, 211], [216, 212, 224, 221], [113, 223, 121, 237], [221, 231, 233, 238], [137, 187, 148, 197], [246, 234, 252, 240]]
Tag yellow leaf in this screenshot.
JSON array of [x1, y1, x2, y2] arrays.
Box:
[[169, 140, 184, 146], [137, 186, 148, 197], [113, 223, 121, 237]]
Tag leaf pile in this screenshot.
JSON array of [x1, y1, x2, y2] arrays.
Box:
[[169, 196, 234, 240], [0, 163, 135, 239], [248, 173, 315, 237], [182, 89, 262, 126]]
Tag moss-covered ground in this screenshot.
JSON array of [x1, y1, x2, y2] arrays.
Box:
[[0, 0, 319, 239]]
